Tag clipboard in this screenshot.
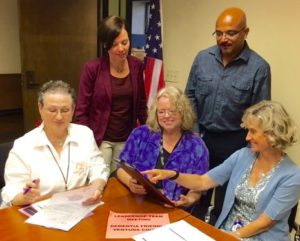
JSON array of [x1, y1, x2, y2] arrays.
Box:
[[115, 159, 175, 207]]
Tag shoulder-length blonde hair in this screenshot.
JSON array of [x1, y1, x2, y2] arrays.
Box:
[[241, 100, 298, 151], [146, 86, 195, 132]]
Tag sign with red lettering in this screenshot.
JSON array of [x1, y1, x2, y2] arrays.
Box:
[[105, 211, 170, 238]]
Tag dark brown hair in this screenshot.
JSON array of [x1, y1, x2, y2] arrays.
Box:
[[98, 15, 129, 51]]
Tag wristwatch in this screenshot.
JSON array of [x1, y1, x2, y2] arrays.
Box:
[[169, 170, 180, 180]]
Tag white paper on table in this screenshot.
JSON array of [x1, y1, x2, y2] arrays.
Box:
[[25, 202, 101, 231], [133, 220, 216, 241], [49, 184, 98, 205], [32, 199, 49, 209], [19, 199, 50, 217], [25, 185, 103, 231]]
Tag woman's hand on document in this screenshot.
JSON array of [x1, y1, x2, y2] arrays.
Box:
[[81, 189, 102, 206], [81, 179, 106, 206]]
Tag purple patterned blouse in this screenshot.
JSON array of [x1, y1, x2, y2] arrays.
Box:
[[119, 125, 209, 202]]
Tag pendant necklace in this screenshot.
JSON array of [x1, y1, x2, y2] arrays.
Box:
[[47, 143, 70, 191], [159, 133, 182, 167], [111, 61, 126, 73], [159, 135, 165, 167]]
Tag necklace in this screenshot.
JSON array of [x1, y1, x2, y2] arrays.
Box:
[[115, 67, 124, 73], [47, 143, 70, 190], [57, 140, 64, 147], [158, 133, 182, 167], [253, 153, 284, 178], [110, 61, 126, 73], [155, 133, 182, 192], [49, 135, 66, 147], [159, 136, 165, 167]]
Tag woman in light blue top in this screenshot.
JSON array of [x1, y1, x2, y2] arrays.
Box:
[[143, 100, 300, 241]]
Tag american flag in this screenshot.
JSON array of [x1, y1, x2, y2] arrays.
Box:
[[144, 0, 165, 107]]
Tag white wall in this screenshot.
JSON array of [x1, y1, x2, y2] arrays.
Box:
[[161, 0, 300, 224], [162, 0, 300, 163], [0, 0, 21, 73]]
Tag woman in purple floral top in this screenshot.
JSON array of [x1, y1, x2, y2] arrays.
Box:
[[117, 86, 209, 210]]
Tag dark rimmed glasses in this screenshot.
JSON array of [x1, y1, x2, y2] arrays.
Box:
[[212, 28, 245, 38]]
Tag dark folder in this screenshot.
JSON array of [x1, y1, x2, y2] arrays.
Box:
[[115, 159, 175, 207]]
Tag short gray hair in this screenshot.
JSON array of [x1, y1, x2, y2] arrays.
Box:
[[38, 80, 75, 106]]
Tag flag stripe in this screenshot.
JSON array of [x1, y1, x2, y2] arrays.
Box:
[[145, 57, 163, 106], [144, 57, 155, 100], [144, 0, 165, 107]]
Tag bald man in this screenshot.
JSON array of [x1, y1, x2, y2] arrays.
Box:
[[185, 7, 271, 223]]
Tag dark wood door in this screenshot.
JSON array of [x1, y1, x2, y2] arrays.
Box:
[[18, 0, 98, 131]]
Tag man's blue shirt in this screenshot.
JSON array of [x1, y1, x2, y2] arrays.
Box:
[[185, 42, 271, 132]]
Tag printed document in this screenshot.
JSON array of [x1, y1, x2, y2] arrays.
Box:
[[25, 185, 103, 231]]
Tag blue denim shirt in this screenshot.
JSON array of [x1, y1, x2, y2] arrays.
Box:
[[185, 42, 271, 133], [119, 125, 209, 201]]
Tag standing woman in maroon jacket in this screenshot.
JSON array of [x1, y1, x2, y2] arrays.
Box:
[[75, 16, 148, 174]]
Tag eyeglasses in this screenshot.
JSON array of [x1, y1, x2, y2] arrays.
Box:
[[212, 28, 245, 38], [157, 109, 178, 117]]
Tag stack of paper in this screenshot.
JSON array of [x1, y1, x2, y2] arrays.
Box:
[[133, 220, 216, 241], [24, 185, 103, 231]]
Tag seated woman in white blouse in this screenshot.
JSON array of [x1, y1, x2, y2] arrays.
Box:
[[1, 80, 109, 207]]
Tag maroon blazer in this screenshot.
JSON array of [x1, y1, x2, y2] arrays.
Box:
[[75, 54, 148, 145]]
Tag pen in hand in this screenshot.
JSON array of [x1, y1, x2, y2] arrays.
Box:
[[23, 179, 38, 195]]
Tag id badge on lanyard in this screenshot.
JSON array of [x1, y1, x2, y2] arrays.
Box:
[[232, 216, 243, 231]]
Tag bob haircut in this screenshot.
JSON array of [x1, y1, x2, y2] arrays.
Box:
[[38, 80, 76, 106], [241, 100, 298, 151], [146, 86, 195, 132], [98, 15, 129, 52]]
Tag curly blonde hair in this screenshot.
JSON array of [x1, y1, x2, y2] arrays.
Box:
[[146, 86, 195, 132], [241, 100, 298, 151]]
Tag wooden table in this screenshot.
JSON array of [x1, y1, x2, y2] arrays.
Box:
[[0, 178, 237, 241]]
